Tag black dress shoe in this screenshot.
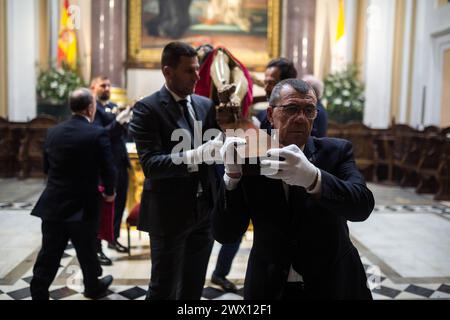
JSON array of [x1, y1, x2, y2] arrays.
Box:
[[211, 274, 238, 293], [108, 240, 128, 253], [97, 251, 113, 266], [84, 275, 113, 299]]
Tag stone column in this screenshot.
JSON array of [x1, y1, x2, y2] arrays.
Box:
[[363, 0, 396, 129], [7, 0, 37, 121], [91, 0, 126, 87], [282, 0, 316, 77]]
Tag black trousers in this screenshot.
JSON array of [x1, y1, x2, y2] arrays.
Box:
[[145, 196, 214, 300], [113, 163, 129, 240], [213, 237, 242, 278], [30, 220, 101, 300], [282, 282, 306, 300]]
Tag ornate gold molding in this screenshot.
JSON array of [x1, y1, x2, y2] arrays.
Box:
[[127, 0, 281, 71], [126, 151, 145, 214], [268, 0, 281, 61]]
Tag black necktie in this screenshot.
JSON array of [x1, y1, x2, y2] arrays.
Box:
[[179, 99, 194, 135]]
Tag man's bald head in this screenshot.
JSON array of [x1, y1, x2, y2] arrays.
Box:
[[302, 74, 324, 99], [69, 88, 96, 122], [70, 88, 94, 112]]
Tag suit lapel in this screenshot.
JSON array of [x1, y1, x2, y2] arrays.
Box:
[[190, 95, 206, 123], [303, 137, 318, 165], [159, 86, 193, 134]]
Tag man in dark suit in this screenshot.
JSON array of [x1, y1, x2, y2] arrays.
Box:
[[91, 76, 132, 264], [256, 59, 328, 138], [213, 79, 374, 299], [30, 88, 117, 300], [129, 42, 222, 300], [256, 58, 298, 132]]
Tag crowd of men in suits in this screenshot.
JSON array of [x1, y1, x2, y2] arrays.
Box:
[[30, 41, 374, 300]]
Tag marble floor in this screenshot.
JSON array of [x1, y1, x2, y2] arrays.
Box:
[[0, 179, 449, 300]]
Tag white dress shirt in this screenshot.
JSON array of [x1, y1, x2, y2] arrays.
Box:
[[165, 85, 203, 193]]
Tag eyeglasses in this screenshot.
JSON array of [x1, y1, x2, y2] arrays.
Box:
[[274, 104, 317, 120]]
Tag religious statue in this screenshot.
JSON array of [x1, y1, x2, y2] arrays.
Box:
[[195, 45, 253, 129], [195, 45, 275, 162]]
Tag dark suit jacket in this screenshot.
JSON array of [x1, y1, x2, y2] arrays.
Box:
[[31, 115, 117, 222], [93, 101, 130, 168], [129, 86, 219, 236], [213, 137, 374, 299], [256, 100, 328, 138]]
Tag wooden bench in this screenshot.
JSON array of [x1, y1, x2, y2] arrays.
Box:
[[434, 138, 450, 200], [415, 135, 446, 195], [18, 116, 57, 179], [0, 117, 15, 177], [340, 122, 377, 182]]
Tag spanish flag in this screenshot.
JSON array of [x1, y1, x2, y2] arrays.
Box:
[[57, 0, 77, 70]]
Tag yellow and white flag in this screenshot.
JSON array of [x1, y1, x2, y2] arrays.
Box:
[[332, 0, 346, 72]]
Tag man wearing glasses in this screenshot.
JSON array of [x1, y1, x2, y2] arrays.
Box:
[[213, 79, 374, 300]]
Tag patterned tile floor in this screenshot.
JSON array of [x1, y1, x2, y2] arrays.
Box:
[[0, 180, 449, 300], [0, 234, 449, 300]]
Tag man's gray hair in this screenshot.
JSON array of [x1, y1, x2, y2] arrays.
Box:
[[302, 74, 324, 99], [268, 78, 312, 106], [69, 88, 93, 112]]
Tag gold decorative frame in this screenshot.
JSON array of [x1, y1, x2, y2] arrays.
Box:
[[127, 0, 281, 71]]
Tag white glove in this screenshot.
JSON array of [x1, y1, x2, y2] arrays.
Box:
[[221, 136, 246, 174], [184, 133, 224, 165], [116, 106, 133, 125], [220, 136, 246, 190], [260, 144, 319, 189]]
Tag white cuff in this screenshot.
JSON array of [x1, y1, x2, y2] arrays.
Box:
[[306, 169, 322, 195], [223, 173, 241, 191]]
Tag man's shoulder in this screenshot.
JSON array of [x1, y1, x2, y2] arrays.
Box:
[[48, 118, 105, 141], [139, 91, 159, 103], [313, 136, 352, 151], [71, 118, 107, 137], [87, 123, 108, 139], [134, 90, 164, 110]]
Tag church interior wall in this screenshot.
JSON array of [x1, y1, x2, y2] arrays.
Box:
[[1, 0, 450, 128]]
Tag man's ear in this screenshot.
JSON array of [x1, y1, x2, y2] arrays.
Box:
[[267, 106, 274, 124], [162, 66, 171, 78]]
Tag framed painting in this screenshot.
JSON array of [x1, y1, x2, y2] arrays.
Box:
[[128, 0, 281, 71]]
